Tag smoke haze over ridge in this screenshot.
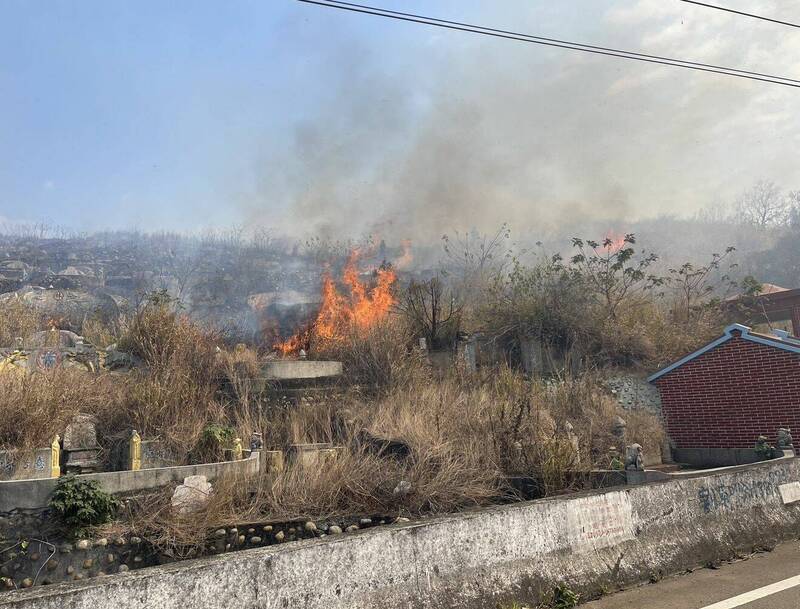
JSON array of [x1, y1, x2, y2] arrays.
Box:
[[2, 1, 799, 238], [243, 1, 800, 241]]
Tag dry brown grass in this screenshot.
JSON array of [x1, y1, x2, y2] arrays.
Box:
[[536, 373, 664, 465], [0, 295, 667, 550], [640, 301, 726, 368], [103, 303, 229, 457], [80, 315, 119, 349], [624, 408, 666, 466], [312, 316, 429, 392], [0, 298, 41, 347], [0, 301, 232, 460], [0, 369, 121, 452], [123, 367, 660, 556], [125, 440, 500, 558], [263, 368, 628, 503]]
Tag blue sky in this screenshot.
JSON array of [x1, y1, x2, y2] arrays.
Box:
[[1, 1, 798, 236]]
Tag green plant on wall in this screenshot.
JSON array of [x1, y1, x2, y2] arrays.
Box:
[[48, 474, 120, 537], [551, 584, 580, 609], [754, 435, 776, 460], [192, 424, 237, 463], [495, 583, 579, 609]]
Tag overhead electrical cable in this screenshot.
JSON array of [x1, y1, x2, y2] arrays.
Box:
[[297, 0, 800, 89], [678, 1, 800, 29], [310, 0, 800, 84]]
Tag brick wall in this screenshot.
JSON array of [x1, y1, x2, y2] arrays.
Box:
[[655, 334, 800, 448]]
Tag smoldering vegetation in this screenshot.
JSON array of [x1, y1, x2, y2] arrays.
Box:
[[1, 176, 798, 341]]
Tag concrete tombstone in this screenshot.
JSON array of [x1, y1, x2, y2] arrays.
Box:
[[63, 413, 98, 451], [63, 413, 101, 473]]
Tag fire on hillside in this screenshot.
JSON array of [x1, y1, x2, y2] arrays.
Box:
[[272, 249, 398, 356]]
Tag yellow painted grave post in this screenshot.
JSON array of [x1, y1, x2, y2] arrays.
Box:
[[50, 435, 61, 478], [129, 430, 142, 471]]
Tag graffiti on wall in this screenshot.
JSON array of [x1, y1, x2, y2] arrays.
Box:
[[0, 449, 49, 479], [698, 468, 789, 513]]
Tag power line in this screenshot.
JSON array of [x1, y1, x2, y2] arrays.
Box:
[[307, 0, 800, 85], [297, 0, 800, 89], [678, 1, 800, 29]]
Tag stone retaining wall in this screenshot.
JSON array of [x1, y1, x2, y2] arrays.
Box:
[[606, 374, 662, 414], [0, 533, 155, 591], [1, 457, 799, 609], [0, 512, 387, 592]]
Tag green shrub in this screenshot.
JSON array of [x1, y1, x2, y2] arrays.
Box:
[[191, 424, 237, 463], [551, 583, 580, 609], [49, 474, 120, 536], [754, 435, 776, 460]]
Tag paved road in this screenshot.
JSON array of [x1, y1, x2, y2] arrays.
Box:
[[583, 540, 800, 609]]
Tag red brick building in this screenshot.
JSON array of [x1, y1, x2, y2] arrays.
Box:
[[649, 324, 800, 454]]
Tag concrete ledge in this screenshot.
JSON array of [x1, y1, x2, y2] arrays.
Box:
[[667, 452, 794, 479], [0, 452, 260, 512], [2, 457, 799, 609], [260, 360, 342, 380], [625, 453, 796, 485], [674, 447, 770, 468]]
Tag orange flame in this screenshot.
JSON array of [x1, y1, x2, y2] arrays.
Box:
[[273, 250, 398, 355], [602, 232, 626, 253], [273, 332, 308, 357]]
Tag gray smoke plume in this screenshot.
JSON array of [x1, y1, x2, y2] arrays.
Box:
[[244, 0, 800, 243]]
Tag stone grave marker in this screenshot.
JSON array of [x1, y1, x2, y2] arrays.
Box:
[[63, 413, 101, 473]]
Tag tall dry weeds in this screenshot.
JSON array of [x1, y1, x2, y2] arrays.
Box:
[[312, 316, 429, 393], [0, 289, 668, 547], [0, 298, 41, 347], [105, 302, 228, 457], [0, 369, 121, 452], [125, 368, 651, 555]]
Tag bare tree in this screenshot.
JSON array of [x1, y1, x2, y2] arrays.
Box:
[[397, 276, 463, 350], [735, 180, 790, 229], [788, 191, 800, 228], [667, 247, 737, 322], [441, 224, 512, 304]]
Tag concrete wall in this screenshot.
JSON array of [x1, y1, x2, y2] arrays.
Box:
[[2, 457, 800, 609], [0, 448, 53, 481], [674, 447, 766, 468], [260, 360, 342, 380], [0, 452, 259, 512]]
